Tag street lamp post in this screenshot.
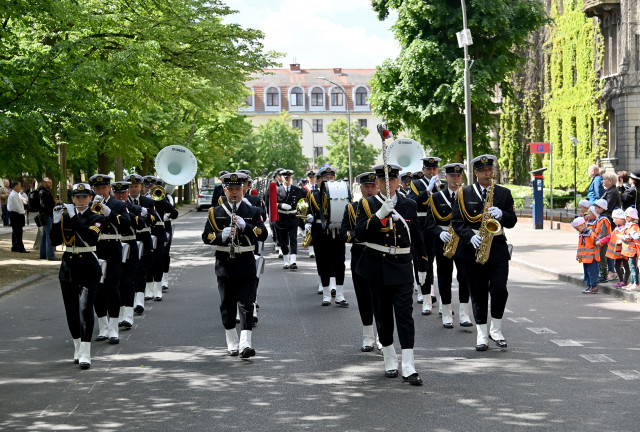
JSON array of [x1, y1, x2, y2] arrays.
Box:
[[292, 115, 315, 169], [316, 77, 353, 187], [457, 0, 474, 185], [571, 136, 580, 216]]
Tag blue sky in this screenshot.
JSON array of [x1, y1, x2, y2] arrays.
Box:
[[227, 0, 400, 69]]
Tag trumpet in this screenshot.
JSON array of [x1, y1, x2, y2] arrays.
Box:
[[91, 197, 105, 214], [150, 186, 166, 201]]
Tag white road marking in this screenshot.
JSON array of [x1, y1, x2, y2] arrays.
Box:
[[610, 370, 640, 380], [551, 339, 584, 347], [527, 327, 557, 334], [580, 354, 615, 363], [508, 317, 533, 323]]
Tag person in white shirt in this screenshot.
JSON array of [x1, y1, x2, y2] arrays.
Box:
[[7, 180, 28, 253]]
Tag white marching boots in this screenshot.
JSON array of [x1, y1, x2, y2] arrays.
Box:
[[277, 247, 283, 258], [421, 290, 433, 315], [153, 281, 163, 301], [330, 277, 336, 297], [283, 254, 290, 269], [134, 292, 145, 314], [308, 245, 315, 258], [321, 285, 332, 306], [118, 306, 125, 325], [415, 282, 424, 304], [78, 342, 91, 369], [239, 330, 255, 358], [144, 282, 154, 300], [401, 349, 423, 385], [289, 254, 297, 269], [161, 272, 169, 290], [317, 282, 323, 295], [361, 325, 375, 352], [96, 316, 109, 341], [73, 338, 81, 364], [107, 317, 119, 344], [489, 318, 508, 348], [382, 345, 399, 377], [122, 306, 134, 329], [459, 302, 473, 327], [225, 328, 239, 356], [334, 285, 349, 307], [476, 324, 489, 351], [441, 304, 454, 328]]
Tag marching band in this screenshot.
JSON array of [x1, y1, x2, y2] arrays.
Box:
[[51, 142, 516, 388]]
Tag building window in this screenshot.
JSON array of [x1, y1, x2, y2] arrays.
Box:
[[635, 126, 640, 158], [358, 119, 367, 129], [331, 88, 343, 107], [290, 87, 303, 106], [266, 87, 279, 106], [245, 94, 253, 107], [636, 34, 640, 70], [355, 87, 368, 106], [314, 147, 323, 158], [292, 119, 303, 132], [311, 88, 324, 106], [313, 119, 323, 133]]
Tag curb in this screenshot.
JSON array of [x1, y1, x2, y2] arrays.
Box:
[[0, 271, 57, 299], [511, 259, 640, 303]]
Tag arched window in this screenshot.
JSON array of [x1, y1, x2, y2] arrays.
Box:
[[311, 87, 324, 106], [290, 87, 303, 106], [266, 87, 280, 106], [355, 87, 368, 106], [330, 87, 344, 107]]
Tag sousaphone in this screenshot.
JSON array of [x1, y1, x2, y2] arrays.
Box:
[[385, 138, 426, 174], [155, 145, 198, 194]]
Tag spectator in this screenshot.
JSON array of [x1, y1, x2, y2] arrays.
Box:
[[7, 180, 28, 253], [587, 165, 605, 204], [572, 216, 600, 294], [0, 179, 10, 226], [617, 170, 630, 194], [38, 177, 58, 261], [601, 172, 622, 220], [621, 170, 640, 210]]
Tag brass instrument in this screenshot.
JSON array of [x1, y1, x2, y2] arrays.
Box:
[[91, 197, 105, 214], [297, 198, 313, 248], [442, 224, 460, 258], [150, 186, 166, 201], [229, 199, 238, 259], [475, 179, 501, 264]]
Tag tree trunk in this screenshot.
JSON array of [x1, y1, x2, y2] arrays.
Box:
[[114, 155, 123, 181], [97, 151, 109, 174]]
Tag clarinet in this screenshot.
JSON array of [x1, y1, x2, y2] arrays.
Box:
[[229, 199, 237, 259]]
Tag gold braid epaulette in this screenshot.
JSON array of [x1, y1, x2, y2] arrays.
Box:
[[308, 191, 320, 212], [207, 207, 222, 232], [348, 202, 357, 226], [361, 198, 372, 219], [428, 193, 451, 222], [458, 188, 482, 223]]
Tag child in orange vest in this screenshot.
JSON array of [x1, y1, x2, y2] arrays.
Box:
[[572, 216, 600, 294], [594, 198, 613, 282], [623, 206, 640, 290], [599, 208, 629, 288]]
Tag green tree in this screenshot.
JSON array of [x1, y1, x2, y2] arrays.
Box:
[[324, 119, 377, 179], [369, 0, 549, 162]]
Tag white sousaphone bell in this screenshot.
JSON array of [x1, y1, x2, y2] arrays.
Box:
[[385, 138, 426, 174], [155, 145, 198, 195]]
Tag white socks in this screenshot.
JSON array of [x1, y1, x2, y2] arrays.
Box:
[[362, 325, 375, 348], [225, 328, 239, 352], [476, 324, 489, 346], [490, 318, 504, 340], [153, 281, 162, 299], [73, 338, 81, 363], [402, 349, 416, 377], [459, 303, 471, 324], [335, 285, 346, 302], [441, 304, 453, 326], [240, 330, 252, 350], [145, 282, 153, 299], [97, 316, 109, 338], [78, 342, 91, 368], [382, 345, 399, 371]]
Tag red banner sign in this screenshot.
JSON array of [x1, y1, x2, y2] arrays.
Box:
[[530, 142, 550, 153]]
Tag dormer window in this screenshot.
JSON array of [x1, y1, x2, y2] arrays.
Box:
[[355, 87, 368, 106], [266, 87, 279, 106], [330, 88, 344, 107], [311, 87, 324, 106], [290, 87, 303, 106]]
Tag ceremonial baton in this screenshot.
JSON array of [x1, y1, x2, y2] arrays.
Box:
[[377, 123, 393, 232]]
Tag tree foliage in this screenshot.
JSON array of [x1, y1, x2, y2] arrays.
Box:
[[322, 119, 377, 180], [369, 0, 549, 163]]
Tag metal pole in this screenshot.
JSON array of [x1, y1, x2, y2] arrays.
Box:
[[549, 142, 554, 229], [461, 0, 473, 185], [574, 141, 577, 217]]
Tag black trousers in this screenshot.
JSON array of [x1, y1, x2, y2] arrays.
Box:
[[465, 258, 509, 324], [434, 245, 469, 305], [162, 226, 172, 273], [94, 257, 122, 318], [148, 240, 165, 282], [136, 247, 152, 293], [415, 227, 435, 295], [217, 276, 257, 331], [369, 281, 414, 348], [120, 242, 139, 307], [313, 230, 345, 287], [61, 279, 99, 342], [9, 212, 25, 252], [352, 270, 374, 326], [277, 224, 298, 255]]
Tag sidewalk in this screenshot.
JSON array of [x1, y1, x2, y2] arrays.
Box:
[[508, 216, 640, 302]]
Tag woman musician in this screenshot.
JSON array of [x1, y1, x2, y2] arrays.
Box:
[[50, 183, 106, 369]]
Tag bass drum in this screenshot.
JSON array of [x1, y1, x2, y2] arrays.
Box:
[[320, 180, 351, 230]]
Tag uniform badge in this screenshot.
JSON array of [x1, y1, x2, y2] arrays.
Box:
[[95, 222, 101, 228], [428, 158, 434, 164], [97, 176, 103, 182], [481, 156, 488, 163]]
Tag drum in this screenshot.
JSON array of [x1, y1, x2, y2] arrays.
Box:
[[320, 180, 351, 230]]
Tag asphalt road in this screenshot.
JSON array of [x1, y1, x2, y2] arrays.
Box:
[[1, 210, 639, 431]]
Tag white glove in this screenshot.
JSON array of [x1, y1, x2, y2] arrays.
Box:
[[305, 223, 312, 231], [280, 203, 292, 211], [418, 272, 427, 285], [391, 211, 402, 221], [427, 176, 439, 193], [93, 194, 103, 204], [53, 207, 64, 224], [440, 231, 452, 243], [101, 204, 111, 217], [488, 206, 503, 219], [64, 203, 76, 218], [470, 234, 482, 249], [375, 199, 394, 219], [221, 227, 233, 241], [305, 214, 314, 223], [235, 215, 246, 230], [140, 207, 148, 217]]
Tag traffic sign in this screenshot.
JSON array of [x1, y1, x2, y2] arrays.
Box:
[[530, 142, 550, 153]]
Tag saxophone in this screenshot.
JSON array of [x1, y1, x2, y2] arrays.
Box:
[[475, 179, 501, 264], [442, 224, 460, 258]]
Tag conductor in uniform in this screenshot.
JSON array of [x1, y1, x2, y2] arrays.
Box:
[[451, 155, 517, 351], [275, 169, 303, 269], [355, 164, 427, 385], [202, 172, 268, 359]]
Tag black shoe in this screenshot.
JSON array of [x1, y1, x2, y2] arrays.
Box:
[[73, 358, 79, 364], [489, 336, 508, 348], [402, 373, 423, 386], [289, 263, 297, 269], [597, 277, 607, 283], [236, 318, 240, 323], [15, 250, 29, 253], [118, 321, 125, 327], [134, 305, 144, 314], [361, 345, 374, 352], [240, 347, 256, 359], [79, 362, 90, 370], [322, 300, 331, 306], [384, 369, 399, 378], [443, 322, 454, 329], [121, 321, 132, 330], [331, 289, 336, 297], [144, 296, 153, 301], [417, 299, 424, 304], [162, 285, 169, 292], [335, 300, 349, 308], [228, 349, 239, 357], [109, 336, 119, 345], [283, 264, 290, 269], [421, 310, 432, 316], [431, 296, 437, 304], [95, 335, 108, 342], [475, 344, 489, 351], [154, 296, 162, 301], [460, 321, 473, 327]]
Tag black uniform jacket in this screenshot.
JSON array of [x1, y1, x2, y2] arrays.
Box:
[[450, 182, 517, 264], [276, 184, 303, 229], [406, 177, 432, 228], [354, 192, 427, 285], [202, 200, 268, 278], [306, 188, 330, 237], [425, 189, 457, 249], [245, 191, 266, 219], [129, 195, 158, 252], [339, 199, 365, 270], [97, 196, 131, 259], [51, 209, 106, 286]]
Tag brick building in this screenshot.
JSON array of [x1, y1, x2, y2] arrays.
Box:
[[240, 64, 385, 169]]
